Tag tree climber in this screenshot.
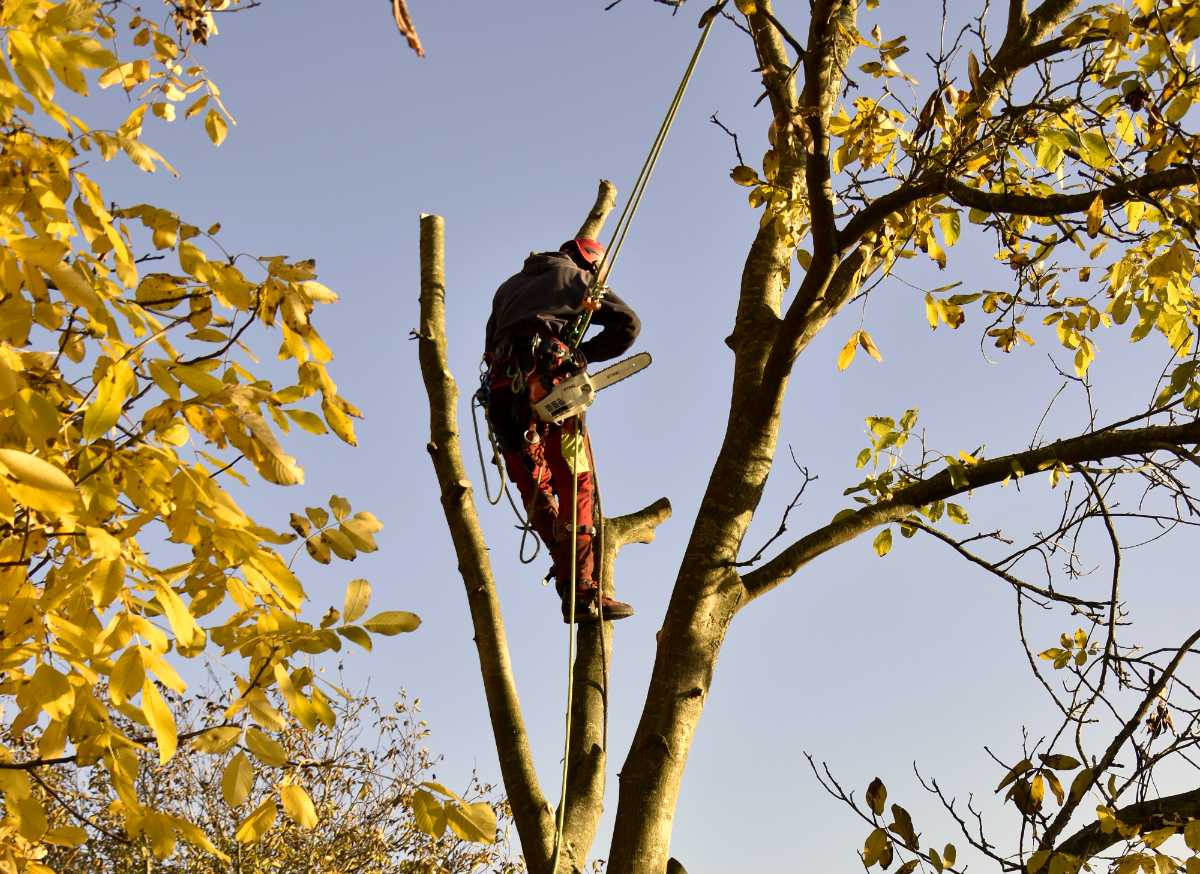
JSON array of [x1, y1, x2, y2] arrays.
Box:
[[483, 238, 640, 623]]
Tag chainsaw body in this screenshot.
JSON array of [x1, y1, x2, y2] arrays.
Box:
[[532, 351, 651, 425]]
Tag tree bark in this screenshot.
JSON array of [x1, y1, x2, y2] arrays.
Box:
[[417, 214, 555, 871]]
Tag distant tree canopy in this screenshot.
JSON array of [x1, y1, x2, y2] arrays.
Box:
[[21, 687, 518, 874]]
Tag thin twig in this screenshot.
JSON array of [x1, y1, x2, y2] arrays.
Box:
[[710, 112, 745, 165]]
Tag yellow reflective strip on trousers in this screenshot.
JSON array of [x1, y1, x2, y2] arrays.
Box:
[[561, 427, 590, 475]]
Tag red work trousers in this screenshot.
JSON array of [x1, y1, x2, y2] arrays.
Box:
[[502, 417, 596, 591]]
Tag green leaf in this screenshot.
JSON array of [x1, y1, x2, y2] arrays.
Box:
[[946, 503, 969, 525]]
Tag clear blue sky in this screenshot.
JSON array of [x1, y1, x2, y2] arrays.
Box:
[[95, 1, 1196, 870]]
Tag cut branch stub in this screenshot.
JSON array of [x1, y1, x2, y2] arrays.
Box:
[[576, 180, 618, 241]]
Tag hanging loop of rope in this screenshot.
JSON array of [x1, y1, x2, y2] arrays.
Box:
[[470, 388, 544, 563], [549, 7, 724, 871]]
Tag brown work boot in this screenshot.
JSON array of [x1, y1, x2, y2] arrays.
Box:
[[560, 585, 635, 624]]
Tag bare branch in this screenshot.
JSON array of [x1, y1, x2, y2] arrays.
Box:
[[945, 167, 1200, 219], [741, 418, 1200, 602], [709, 113, 745, 166], [911, 521, 1106, 610], [1039, 626, 1200, 853]]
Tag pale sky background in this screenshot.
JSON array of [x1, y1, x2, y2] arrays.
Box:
[[90, 1, 1198, 871]]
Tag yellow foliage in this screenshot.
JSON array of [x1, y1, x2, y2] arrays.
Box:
[[0, 1, 418, 868]]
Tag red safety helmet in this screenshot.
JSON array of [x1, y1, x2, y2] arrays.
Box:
[[561, 237, 606, 271]]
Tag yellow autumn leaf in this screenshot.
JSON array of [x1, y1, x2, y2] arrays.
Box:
[[109, 647, 144, 707], [924, 293, 939, 330], [858, 330, 883, 362], [1086, 194, 1104, 238], [222, 752, 254, 807], [280, 783, 318, 828], [141, 679, 178, 763], [362, 611, 422, 635], [235, 796, 277, 844], [43, 261, 103, 315], [205, 109, 228, 146], [82, 360, 135, 441], [343, 578, 371, 623], [245, 727, 288, 767], [730, 165, 758, 186], [155, 584, 205, 649], [0, 449, 75, 494], [446, 800, 497, 843], [29, 664, 74, 721], [873, 528, 892, 557], [191, 725, 241, 754], [837, 333, 859, 370]]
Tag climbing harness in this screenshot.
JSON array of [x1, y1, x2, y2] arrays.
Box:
[[548, 5, 725, 870]]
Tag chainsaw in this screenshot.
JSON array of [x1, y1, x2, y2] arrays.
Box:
[[533, 352, 651, 425]]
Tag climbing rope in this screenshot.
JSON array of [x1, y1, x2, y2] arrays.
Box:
[[470, 391, 506, 507], [549, 9, 723, 868], [550, 421, 583, 873], [471, 388, 543, 563], [567, 0, 725, 352]]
